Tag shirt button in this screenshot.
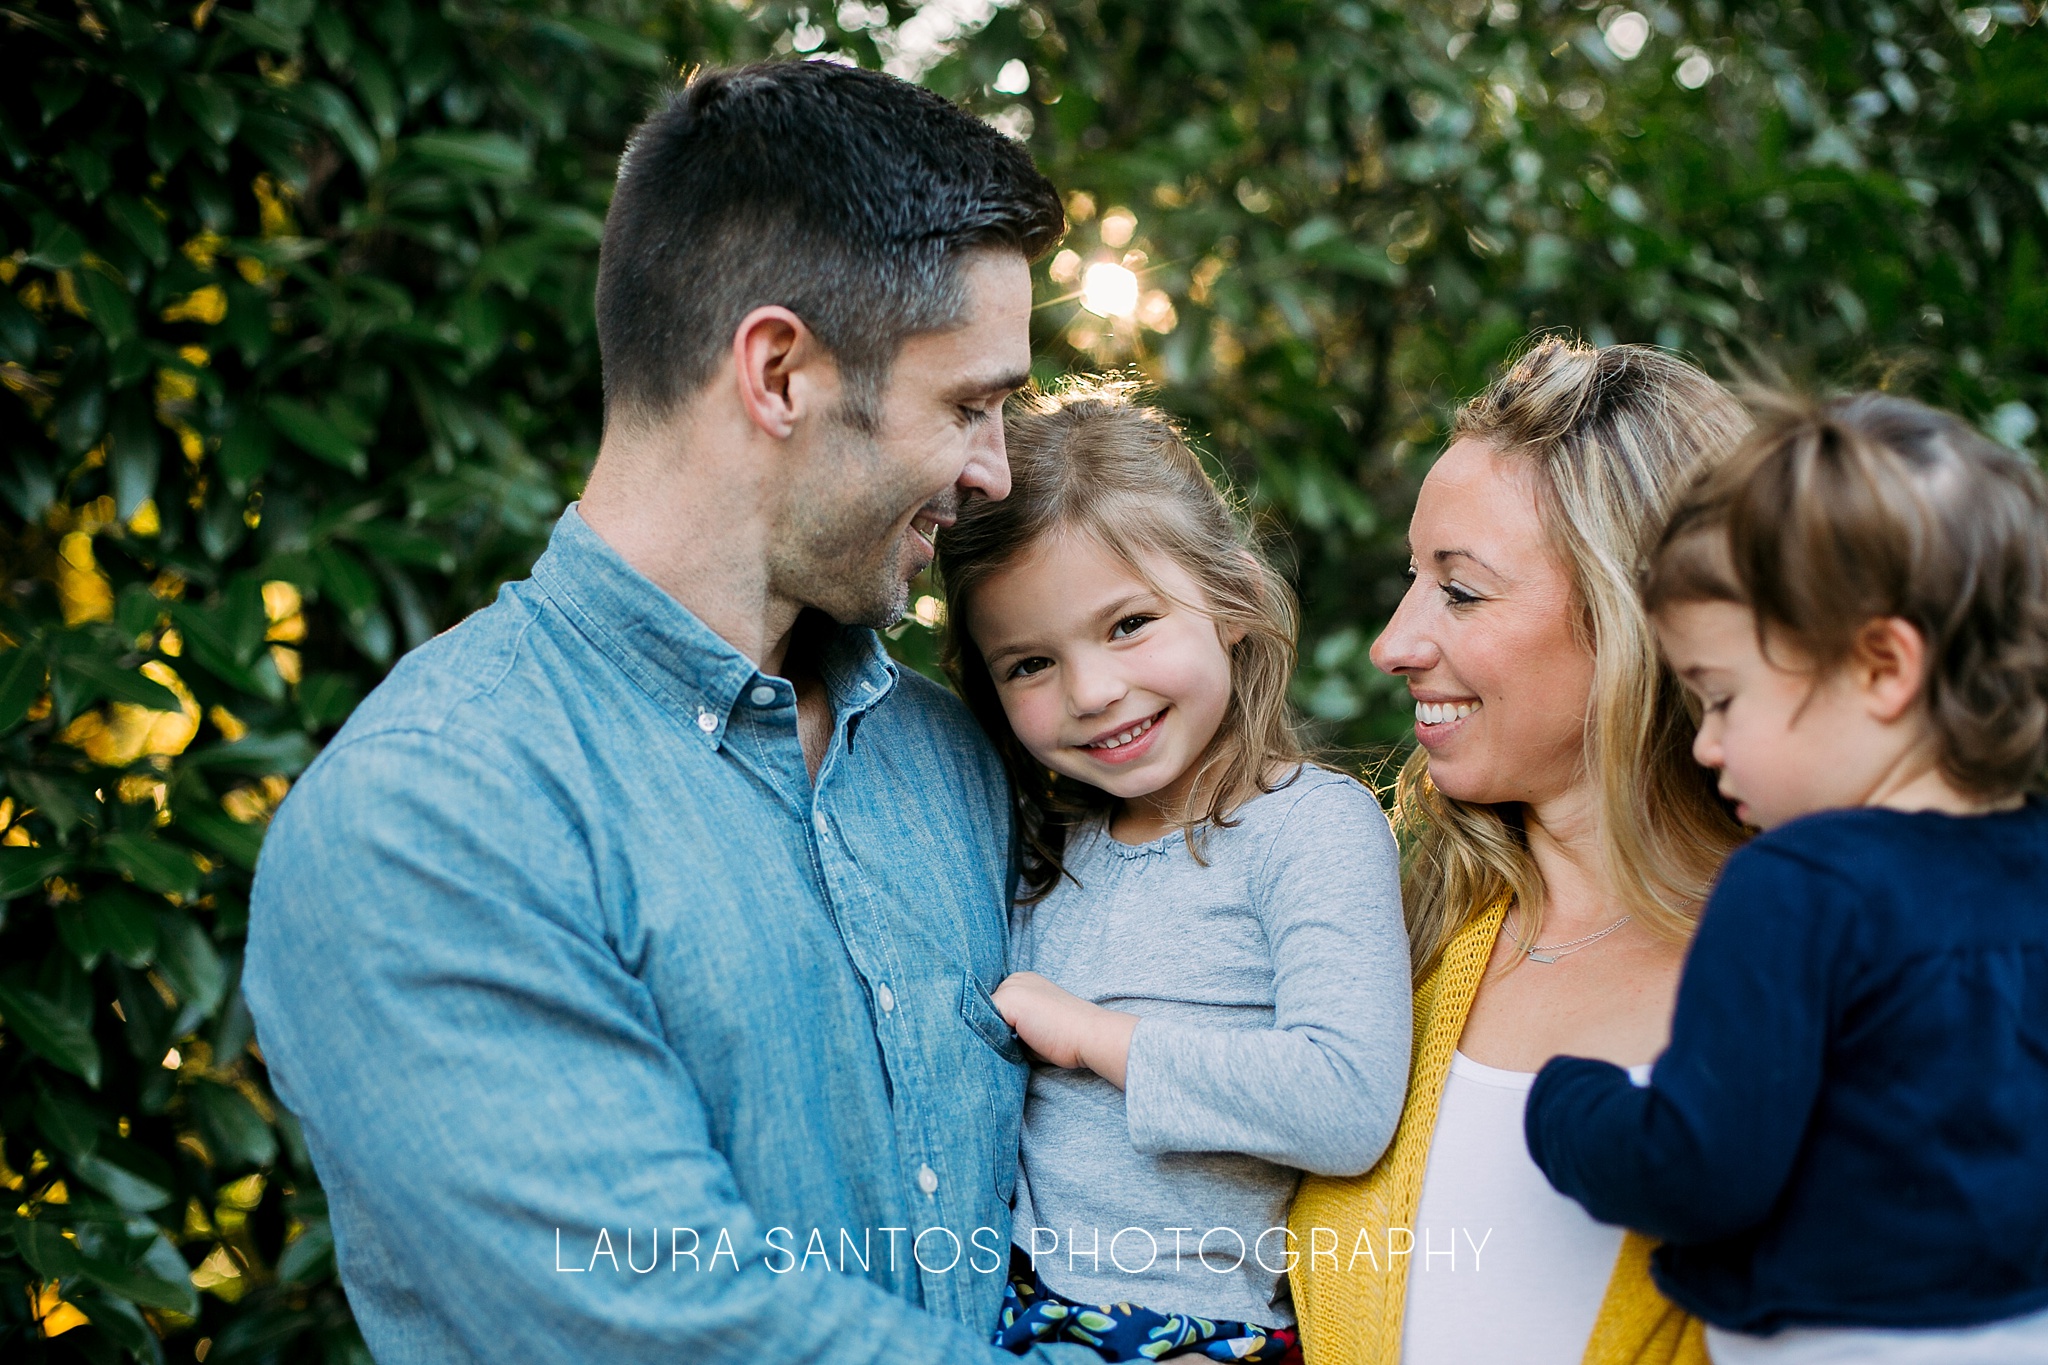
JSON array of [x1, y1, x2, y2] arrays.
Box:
[[916, 1164, 938, 1195], [695, 712, 716, 733], [876, 984, 895, 1014], [749, 684, 776, 706], [813, 812, 830, 839]]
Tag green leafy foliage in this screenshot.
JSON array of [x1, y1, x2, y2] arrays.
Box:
[[932, 0, 2048, 742], [2, 0, 2042, 1358], [0, 0, 783, 1357]]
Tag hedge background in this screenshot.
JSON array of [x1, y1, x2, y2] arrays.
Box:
[[2, 0, 2042, 1360]]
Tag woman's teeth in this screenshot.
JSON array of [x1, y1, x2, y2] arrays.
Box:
[[1416, 700, 1480, 726], [1088, 714, 1158, 749]]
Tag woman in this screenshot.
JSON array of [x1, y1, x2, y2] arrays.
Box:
[[1289, 338, 1749, 1365]]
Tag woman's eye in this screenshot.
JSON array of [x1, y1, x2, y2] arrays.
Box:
[[1110, 614, 1155, 639], [1006, 656, 1052, 680], [1401, 564, 1419, 586], [1441, 583, 1481, 607]]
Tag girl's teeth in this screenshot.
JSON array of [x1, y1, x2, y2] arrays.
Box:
[[1416, 701, 1481, 726], [1093, 715, 1156, 749]]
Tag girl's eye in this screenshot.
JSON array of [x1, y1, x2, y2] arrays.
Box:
[[1110, 614, 1155, 640], [1005, 656, 1052, 680], [1703, 697, 1731, 715]]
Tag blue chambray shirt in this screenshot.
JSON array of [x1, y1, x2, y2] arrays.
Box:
[[245, 506, 1079, 1364]]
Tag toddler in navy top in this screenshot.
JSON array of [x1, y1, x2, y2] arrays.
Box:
[[1524, 392, 2048, 1364]]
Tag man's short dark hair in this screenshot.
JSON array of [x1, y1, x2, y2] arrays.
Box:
[[596, 60, 1064, 429]]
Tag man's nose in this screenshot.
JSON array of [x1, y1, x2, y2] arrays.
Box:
[[1369, 581, 1438, 676]]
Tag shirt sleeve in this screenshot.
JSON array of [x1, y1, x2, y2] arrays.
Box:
[[1122, 776, 1413, 1176], [244, 725, 1082, 1365], [1524, 841, 1844, 1245]]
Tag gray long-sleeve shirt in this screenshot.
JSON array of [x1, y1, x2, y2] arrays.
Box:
[[1008, 766, 1412, 1326]]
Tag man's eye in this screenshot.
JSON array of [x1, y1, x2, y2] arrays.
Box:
[[1006, 656, 1052, 680], [1110, 615, 1155, 639], [960, 405, 994, 426]]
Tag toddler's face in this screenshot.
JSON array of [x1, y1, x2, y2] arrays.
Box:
[[967, 531, 1238, 815], [1656, 600, 1891, 830]]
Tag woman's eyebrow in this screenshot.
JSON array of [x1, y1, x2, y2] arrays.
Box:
[[1434, 547, 1498, 573]]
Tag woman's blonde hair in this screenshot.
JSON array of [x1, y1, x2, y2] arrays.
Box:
[[1397, 337, 1750, 980], [938, 377, 1312, 900]]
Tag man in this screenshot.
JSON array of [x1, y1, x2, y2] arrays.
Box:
[[245, 61, 1085, 1362]]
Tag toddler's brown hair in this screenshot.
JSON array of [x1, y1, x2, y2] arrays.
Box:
[[1644, 391, 2048, 800]]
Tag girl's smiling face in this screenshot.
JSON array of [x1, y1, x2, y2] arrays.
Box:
[[966, 530, 1239, 828]]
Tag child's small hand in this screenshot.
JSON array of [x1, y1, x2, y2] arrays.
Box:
[[992, 971, 1139, 1088]]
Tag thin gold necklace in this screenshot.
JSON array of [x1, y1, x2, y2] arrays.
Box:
[[1506, 911, 1633, 964]]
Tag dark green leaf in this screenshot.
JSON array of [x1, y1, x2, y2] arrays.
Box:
[[216, 408, 277, 491], [27, 214, 87, 270], [79, 1244, 198, 1311], [152, 910, 227, 1014], [216, 8, 303, 54], [276, 1217, 334, 1284], [263, 396, 368, 476], [57, 654, 183, 713], [33, 1076, 103, 1159], [313, 543, 381, 620], [70, 1149, 175, 1213], [0, 644, 48, 735], [68, 887, 162, 969], [14, 1217, 86, 1278], [103, 195, 169, 266], [292, 81, 381, 178], [73, 264, 138, 349], [0, 978, 103, 1086], [175, 76, 241, 144], [176, 803, 266, 871], [538, 16, 669, 70], [101, 831, 202, 898], [190, 1079, 278, 1167], [108, 391, 161, 520], [0, 845, 73, 898], [406, 130, 532, 181]]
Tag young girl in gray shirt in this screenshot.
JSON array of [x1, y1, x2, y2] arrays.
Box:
[[938, 380, 1411, 1363]]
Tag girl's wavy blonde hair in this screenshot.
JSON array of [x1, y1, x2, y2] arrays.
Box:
[[938, 377, 1311, 900], [1398, 337, 1751, 980]]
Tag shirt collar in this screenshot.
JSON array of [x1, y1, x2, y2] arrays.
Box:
[[527, 504, 898, 746]]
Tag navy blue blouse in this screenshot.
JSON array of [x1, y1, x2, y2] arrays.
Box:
[[1526, 801, 2048, 1334]]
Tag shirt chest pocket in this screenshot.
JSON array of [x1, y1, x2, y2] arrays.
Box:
[[961, 972, 1027, 1203]]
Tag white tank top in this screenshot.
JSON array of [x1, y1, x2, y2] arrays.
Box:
[[1400, 1050, 1653, 1365]]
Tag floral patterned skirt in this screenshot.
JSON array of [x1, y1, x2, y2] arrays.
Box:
[[993, 1246, 1303, 1363]]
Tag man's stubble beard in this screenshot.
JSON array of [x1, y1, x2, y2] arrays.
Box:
[[768, 406, 947, 630]]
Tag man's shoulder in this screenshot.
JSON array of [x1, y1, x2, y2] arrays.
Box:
[[285, 581, 586, 818], [329, 574, 617, 758]]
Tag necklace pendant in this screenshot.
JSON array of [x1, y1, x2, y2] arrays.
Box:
[[1528, 951, 1560, 964]]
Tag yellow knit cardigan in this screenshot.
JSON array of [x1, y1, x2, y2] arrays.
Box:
[[1287, 897, 1706, 1365]]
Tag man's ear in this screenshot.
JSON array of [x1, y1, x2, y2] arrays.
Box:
[[731, 305, 837, 440], [1853, 616, 1928, 724]]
